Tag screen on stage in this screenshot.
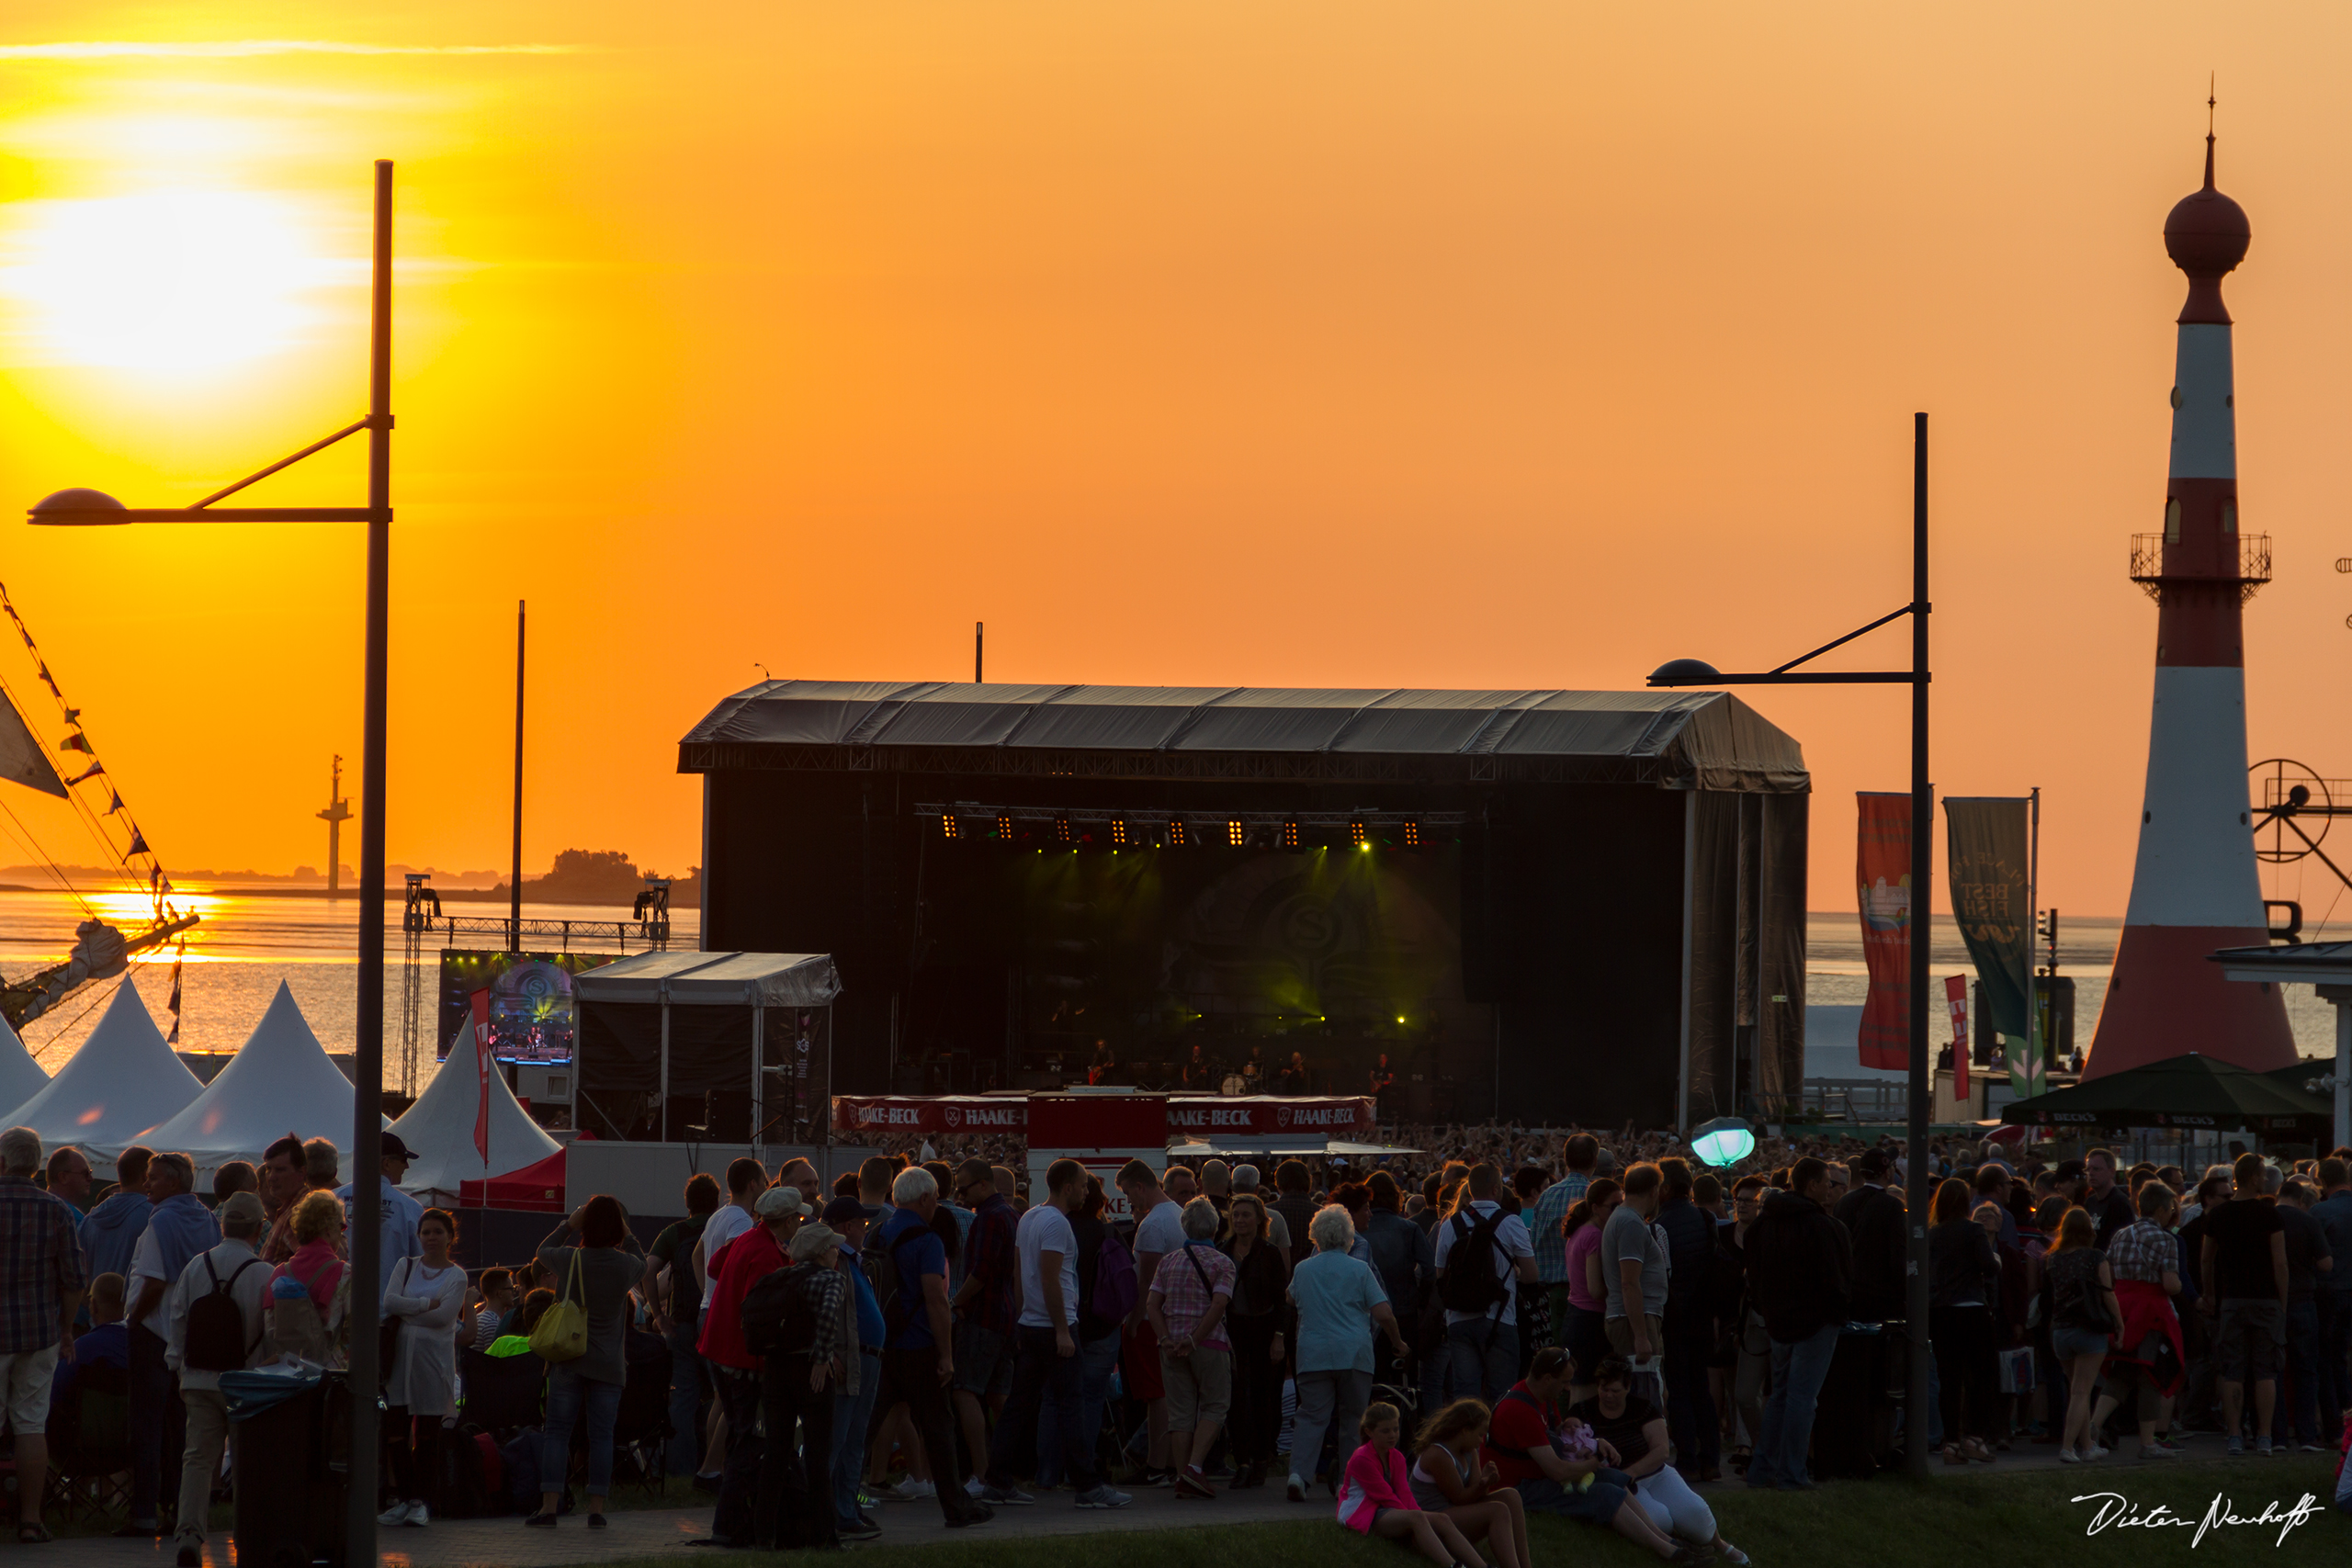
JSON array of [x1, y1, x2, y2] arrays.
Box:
[[436, 949, 616, 1064]]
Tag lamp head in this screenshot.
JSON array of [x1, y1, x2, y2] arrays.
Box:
[[1690, 1115, 1756, 1168], [1647, 657, 1722, 688], [28, 489, 129, 526]]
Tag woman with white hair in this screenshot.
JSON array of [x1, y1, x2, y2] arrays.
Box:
[[1284, 1202, 1411, 1503]]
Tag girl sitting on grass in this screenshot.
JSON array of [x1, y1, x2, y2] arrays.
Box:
[[1408, 1399, 1530, 1568], [1339, 1401, 1487, 1566]]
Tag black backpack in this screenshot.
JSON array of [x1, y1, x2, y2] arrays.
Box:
[[864, 1227, 931, 1341], [737, 1263, 801, 1358], [1439, 1208, 1511, 1314], [184, 1255, 262, 1372]]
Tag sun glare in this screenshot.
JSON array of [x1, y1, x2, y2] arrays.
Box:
[[0, 189, 334, 372]]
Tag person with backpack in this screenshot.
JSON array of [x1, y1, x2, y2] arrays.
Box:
[[160, 1190, 272, 1567], [864, 1166, 993, 1529], [1434, 1165, 1537, 1407], [377, 1208, 469, 1529], [741, 1222, 851, 1550]]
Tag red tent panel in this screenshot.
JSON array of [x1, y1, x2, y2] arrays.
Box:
[[458, 1147, 567, 1212]]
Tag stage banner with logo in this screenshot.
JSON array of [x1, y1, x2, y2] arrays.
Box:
[[1943, 975, 1970, 1100], [1944, 796, 2041, 1096], [1855, 793, 1914, 1070]]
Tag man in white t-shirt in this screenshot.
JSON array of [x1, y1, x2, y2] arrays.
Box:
[[693, 1156, 770, 1295], [973, 1158, 1130, 1511], [1430, 1163, 1535, 1404]]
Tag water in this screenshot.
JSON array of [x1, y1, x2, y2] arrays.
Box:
[[1804, 909, 2340, 1063], [3, 889, 2327, 1097], [0, 885, 696, 1093]]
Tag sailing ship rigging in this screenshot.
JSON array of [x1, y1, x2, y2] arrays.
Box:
[[0, 576, 198, 1029]]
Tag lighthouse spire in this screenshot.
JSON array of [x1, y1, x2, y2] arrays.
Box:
[[2084, 122, 2295, 1079]]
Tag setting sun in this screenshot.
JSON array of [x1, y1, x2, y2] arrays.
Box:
[[0, 186, 333, 371]]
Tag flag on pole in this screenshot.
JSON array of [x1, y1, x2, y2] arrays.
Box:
[[470, 987, 493, 1166], [1943, 797, 2039, 1097], [166, 942, 184, 1044], [1944, 975, 1969, 1100], [1855, 793, 1913, 1071]]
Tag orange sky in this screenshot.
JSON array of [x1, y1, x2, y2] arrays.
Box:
[[3, 4, 2352, 922]]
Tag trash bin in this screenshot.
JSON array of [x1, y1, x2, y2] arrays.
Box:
[[231, 1371, 356, 1568]]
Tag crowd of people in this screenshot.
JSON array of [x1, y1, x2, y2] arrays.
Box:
[[4, 1113, 2349, 1561]]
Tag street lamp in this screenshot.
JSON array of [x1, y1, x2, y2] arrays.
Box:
[[28, 161, 396, 1562], [1647, 412, 1934, 1480]]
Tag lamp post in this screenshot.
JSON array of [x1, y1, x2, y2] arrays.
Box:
[[1648, 412, 1933, 1480], [28, 160, 396, 1560]]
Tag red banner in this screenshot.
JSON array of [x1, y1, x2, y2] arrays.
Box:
[[470, 988, 493, 1164], [831, 1096, 1030, 1135], [1856, 793, 1913, 1071], [1162, 1096, 1375, 1138], [831, 1092, 1375, 1142]]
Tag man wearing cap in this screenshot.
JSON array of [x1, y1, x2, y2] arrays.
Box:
[[161, 1191, 272, 1566], [335, 1132, 424, 1293], [695, 1184, 802, 1548], [820, 1196, 887, 1542]]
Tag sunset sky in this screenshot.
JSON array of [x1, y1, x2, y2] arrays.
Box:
[[3, 4, 2352, 923]]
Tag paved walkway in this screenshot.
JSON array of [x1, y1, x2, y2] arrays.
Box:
[[34, 1433, 2266, 1566]]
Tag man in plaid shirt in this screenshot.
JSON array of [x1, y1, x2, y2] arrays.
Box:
[[2, 1126, 90, 1544], [1530, 1134, 1599, 1350], [762, 1223, 853, 1550]]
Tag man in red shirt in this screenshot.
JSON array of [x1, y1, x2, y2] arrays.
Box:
[[695, 1186, 803, 1547], [1483, 1348, 1698, 1563]]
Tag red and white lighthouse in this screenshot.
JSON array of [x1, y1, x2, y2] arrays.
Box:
[[2085, 131, 2299, 1078]]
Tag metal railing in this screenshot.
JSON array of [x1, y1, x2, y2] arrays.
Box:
[[2129, 532, 2272, 601]]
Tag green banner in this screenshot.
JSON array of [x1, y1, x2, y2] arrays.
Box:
[[1944, 797, 2041, 1095]]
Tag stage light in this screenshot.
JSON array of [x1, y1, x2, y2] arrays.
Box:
[[942, 813, 960, 840], [1169, 818, 1187, 847], [995, 812, 1012, 840], [1403, 818, 1421, 849], [1282, 818, 1299, 849], [1690, 1116, 1756, 1168], [1111, 817, 1128, 846], [1350, 818, 1367, 847], [1227, 818, 1244, 847], [1395, 1014, 1406, 1023], [1056, 815, 1073, 844]]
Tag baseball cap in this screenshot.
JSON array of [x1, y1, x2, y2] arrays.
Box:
[[219, 1191, 267, 1228], [381, 1130, 416, 1161], [755, 1185, 807, 1220], [821, 1195, 879, 1225]]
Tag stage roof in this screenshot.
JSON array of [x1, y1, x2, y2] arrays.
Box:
[[680, 682, 1807, 793]]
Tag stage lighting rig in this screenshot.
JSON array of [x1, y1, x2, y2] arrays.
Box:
[[1227, 818, 1245, 847], [1282, 818, 1300, 849], [995, 812, 1013, 841], [942, 812, 960, 840]]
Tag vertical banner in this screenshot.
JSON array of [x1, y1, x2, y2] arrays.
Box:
[[1944, 797, 2041, 1096], [1944, 975, 1970, 1100], [1855, 793, 1913, 1070]]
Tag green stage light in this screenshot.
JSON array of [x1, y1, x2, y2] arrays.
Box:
[[1690, 1116, 1756, 1168]]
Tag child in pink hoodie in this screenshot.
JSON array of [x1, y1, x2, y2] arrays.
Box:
[[1338, 1404, 1487, 1565]]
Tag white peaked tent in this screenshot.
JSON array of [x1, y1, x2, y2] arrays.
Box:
[[3, 976, 200, 1149], [136, 982, 356, 1173], [0, 1011, 49, 1116], [390, 1033, 560, 1201]]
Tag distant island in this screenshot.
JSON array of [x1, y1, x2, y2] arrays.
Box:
[[0, 848, 698, 908]]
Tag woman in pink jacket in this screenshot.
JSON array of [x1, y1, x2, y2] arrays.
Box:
[[1338, 1402, 1487, 1566]]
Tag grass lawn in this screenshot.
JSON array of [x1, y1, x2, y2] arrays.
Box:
[[588, 1457, 2343, 1568]]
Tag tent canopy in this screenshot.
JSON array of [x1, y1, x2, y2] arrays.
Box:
[[679, 681, 1809, 795], [390, 1043, 560, 1200], [134, 983, 356, 1173], [0, 1011, 48, 1114], [458, 1145, 567, 1212], [2, 976, 199, 1151], [2001, 1051, 2316, 1133], [574, 950, 842, 1008]]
